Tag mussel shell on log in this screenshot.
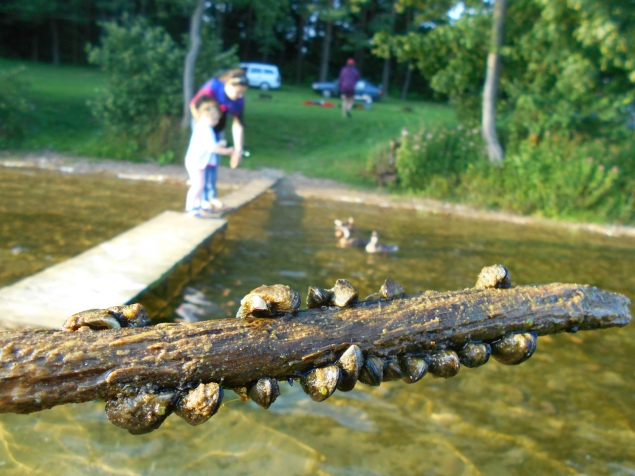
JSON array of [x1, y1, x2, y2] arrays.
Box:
[[491, 332, 537, 365], [382, 358, 404, 382], [399, 355, 428, 384], [379, 278, 406, 300], [330, 279, 359, 307], [475, 264, 512, 289], [336, 345, 363, 392], [306, 286, 333, 309], [175, 382, 223, 426], [247, 377, 280, 409], [105, 390, 175, 435], [458, 343, 491, 368], [300, 366, 340, 402], [427, 350, 461, 378], [358, 355, 384, 386]]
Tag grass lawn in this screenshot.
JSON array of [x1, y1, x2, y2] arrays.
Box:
[[0, 58, 457, 187]]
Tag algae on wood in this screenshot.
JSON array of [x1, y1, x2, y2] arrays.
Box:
[[0, 282, 630, 416]]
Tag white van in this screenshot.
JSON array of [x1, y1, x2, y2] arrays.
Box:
[[239, 62, 281, 90]]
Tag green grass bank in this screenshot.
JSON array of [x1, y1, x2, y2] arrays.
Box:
[[0, 59, 456, 188]]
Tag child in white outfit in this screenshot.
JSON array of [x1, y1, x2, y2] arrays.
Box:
[[185, 96, 234, 217]]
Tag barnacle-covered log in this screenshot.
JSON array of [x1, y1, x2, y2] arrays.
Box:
[[0, 283, 631, 415]]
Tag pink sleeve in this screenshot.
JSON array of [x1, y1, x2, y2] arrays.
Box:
[[190, 83, 213, 107]]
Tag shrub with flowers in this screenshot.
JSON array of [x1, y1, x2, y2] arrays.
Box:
[[395, 126, 634, 224], [396, 125, 485, 195]]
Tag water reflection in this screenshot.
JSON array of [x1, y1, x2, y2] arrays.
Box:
[[1, 186, 634, 475]]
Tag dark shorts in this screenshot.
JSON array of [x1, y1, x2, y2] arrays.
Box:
[[341, 88, 355, 98]]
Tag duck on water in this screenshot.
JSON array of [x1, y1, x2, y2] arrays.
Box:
[[365, 231, 399, 254]]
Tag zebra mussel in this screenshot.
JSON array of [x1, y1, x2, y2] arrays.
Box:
[[305, 279, 358, 309], [63, 303, 151, 332], [175, 382, 223, 426], [247, 377, 280, 409], [236, 284, 301, 318]]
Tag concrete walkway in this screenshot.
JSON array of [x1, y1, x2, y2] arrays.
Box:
[[0, 177, 278, 329]]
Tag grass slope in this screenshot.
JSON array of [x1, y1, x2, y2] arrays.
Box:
[[0, 59, 457, 187]]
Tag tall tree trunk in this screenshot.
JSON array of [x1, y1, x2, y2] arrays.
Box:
[[86, 0, 93, 45], [354, 7, 368, 70], [216, 5, 224, 49], [381, 57, 391, 97], [181, 0, 206, 129], [31, 33, 38, 62], [481, 0, 506, 163], [244, 6, 253, 61], [72, 22, 78, 64], [380, 8, 397, 97], [50, 17, 60, 66], [401, 61, 413, 101], [295, 14, 304, 85], [319, 18, 333, 82]]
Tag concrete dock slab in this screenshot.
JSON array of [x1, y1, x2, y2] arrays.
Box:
[[0, 212, 226, 329], [0, 176, 280, 329], [211, 178, 279, 217]]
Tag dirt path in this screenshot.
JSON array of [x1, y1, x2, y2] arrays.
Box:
[[3, 152, 634, 239]]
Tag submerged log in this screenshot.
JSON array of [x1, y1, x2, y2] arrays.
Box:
[[0, 283, 629, 410], [0, 273, 631, 432]]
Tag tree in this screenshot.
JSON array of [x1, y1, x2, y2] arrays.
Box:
[[378, 0, 635, 141], [0, 0, 90, 66], [290, 0, 312, 84], [481, 0, 505, 163], [317, 0, 335, 81], [182, 0, 206, 128], [252, 0, 288, 62], [372, 0, 455, 97]]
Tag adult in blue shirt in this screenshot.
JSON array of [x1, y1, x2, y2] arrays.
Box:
[[190, 69, 248, 209], [190, 69, 247, 169]]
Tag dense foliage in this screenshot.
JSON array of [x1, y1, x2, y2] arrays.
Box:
[[194, 22, 240, 91], [87, 18, 183, 135], [86, 17, 238, 161], [374, 0, 635, 224], [0, 0, 424, 96], [0, 66, 31, 146], [395, 125, 634, 223]]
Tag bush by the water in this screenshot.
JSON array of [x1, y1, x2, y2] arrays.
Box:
[[396, 126, 635, 224], [86, 17, 238, 162], [0, 66, 31, 146]]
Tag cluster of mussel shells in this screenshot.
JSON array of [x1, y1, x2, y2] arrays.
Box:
[[65, 265, 539, 435], [235, 276, 407, 319], [230, 265, 537, 411]]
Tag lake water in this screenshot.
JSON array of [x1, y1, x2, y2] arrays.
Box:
[[0, 181, 634, 475], [0, 167, 188, 288]]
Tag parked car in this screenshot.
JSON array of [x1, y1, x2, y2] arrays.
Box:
[[239, 62, 281, 90], [311, 79, 383, 102]]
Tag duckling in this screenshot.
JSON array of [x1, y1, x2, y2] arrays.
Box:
[[365, 231, 399, 254], [334, 217, 355, 238], [337, 226, 369, 248]]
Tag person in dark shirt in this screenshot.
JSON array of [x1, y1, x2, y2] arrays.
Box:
[[338, 58, 360, 118]]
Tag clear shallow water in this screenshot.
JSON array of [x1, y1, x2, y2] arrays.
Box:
[[1, 187, 634, 475], [0, 167, 189, 288]]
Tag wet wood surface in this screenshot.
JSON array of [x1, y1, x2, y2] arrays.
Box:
[[0, 283, 631, 415]]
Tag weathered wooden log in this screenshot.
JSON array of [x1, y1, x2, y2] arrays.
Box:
[[0, 280, 630, 422]]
